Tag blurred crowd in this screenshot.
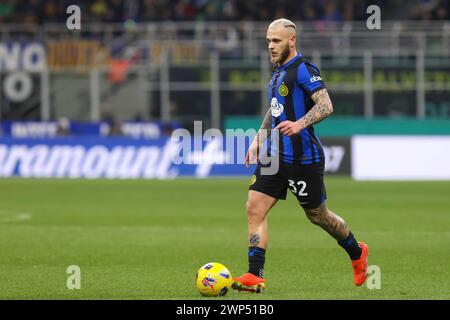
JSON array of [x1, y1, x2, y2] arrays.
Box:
[[0, 0, 448, 24]]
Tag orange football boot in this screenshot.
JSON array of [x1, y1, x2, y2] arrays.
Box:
[[232, 273, 265, 293], [352, 242, 369, 286]]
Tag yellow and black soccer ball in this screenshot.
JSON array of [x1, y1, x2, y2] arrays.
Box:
[[195, 262, 233, 297]]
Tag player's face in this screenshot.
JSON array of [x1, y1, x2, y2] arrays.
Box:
[[266, 27, 294, 65]]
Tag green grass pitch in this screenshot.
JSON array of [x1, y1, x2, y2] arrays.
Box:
[[0, 177, 449, 299]]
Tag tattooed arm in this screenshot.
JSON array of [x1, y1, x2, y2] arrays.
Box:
[[275, 88, 333, 136], [297, 88, 333, 130]]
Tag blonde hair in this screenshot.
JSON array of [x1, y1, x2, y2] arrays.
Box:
[[268, 18, 296, 32]]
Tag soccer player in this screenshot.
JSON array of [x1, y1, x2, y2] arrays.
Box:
[[232, 19, 369, 293]]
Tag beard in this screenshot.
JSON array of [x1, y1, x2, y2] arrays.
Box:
[[277, 44, 291, 65]]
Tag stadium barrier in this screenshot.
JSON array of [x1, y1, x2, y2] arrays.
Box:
[[1, 135, 448, 180], [0, 137, 350, 179], [0, 121, 178, 139], [225, 116, 450, 136]]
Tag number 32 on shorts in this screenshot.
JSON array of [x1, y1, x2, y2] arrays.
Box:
[[288, 179, 308, 197]]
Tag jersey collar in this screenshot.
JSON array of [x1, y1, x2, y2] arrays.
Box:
[[276, 53, 302, 71]]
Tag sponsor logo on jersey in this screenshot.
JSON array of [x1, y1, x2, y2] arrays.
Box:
[[310, 75, 322, 82], [271, 97, 284, 117]]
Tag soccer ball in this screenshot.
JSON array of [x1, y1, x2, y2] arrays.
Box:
[[196, 262, 233, 297]]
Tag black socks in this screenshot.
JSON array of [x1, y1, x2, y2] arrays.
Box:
[[338, 231, 362, 260], [248, 246, 266, 278], [247, 233, 360, 278]]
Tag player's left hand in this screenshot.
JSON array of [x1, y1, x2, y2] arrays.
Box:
[[274, 121, 303, 136]]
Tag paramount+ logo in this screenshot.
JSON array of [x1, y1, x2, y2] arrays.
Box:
[[0, 143, 180, 179], [0, 141, 230, 179]]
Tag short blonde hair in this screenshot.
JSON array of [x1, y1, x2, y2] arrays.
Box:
[[268, 18, 296, 31]]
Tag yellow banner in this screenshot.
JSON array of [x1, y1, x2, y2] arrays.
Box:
[[47, 40, 110, 70]]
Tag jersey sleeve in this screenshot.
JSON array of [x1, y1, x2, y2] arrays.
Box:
[[296, 62, 326, 96]]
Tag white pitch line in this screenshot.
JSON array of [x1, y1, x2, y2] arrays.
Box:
[[0, 210, 32, 223]]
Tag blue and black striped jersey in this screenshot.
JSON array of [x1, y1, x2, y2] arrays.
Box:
[[269, 53, 326, 165]]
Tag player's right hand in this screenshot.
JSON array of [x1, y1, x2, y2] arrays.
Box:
[[245, 141, 259, 168]]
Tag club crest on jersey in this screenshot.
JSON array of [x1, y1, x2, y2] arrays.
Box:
[[279, 83, 289, 96], [271, 97, 284, 117]]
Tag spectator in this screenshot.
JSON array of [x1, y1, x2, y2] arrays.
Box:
[[109, 119, 124, 136], [105, 0, 124, 22], [321, 0, 343, 22], [304, 1, 318, 21], [56, 117, 72, 136], [2, 0, 448, 24], [43, 0, 58, 23], [101, 106, 124, 136], [434, 1, 448, 19], [0, 0, 14, 23], [91, 0, 108, 22]]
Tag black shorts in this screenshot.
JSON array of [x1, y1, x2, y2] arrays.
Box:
[[248, 161, 327, 209]]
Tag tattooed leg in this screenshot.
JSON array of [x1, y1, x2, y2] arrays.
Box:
[[247, 206, 269, 249], [303, 202, 350, 241], [244, 191, 276, 278], [246, 191, 277, 249], [249, 232, 262, 247]]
